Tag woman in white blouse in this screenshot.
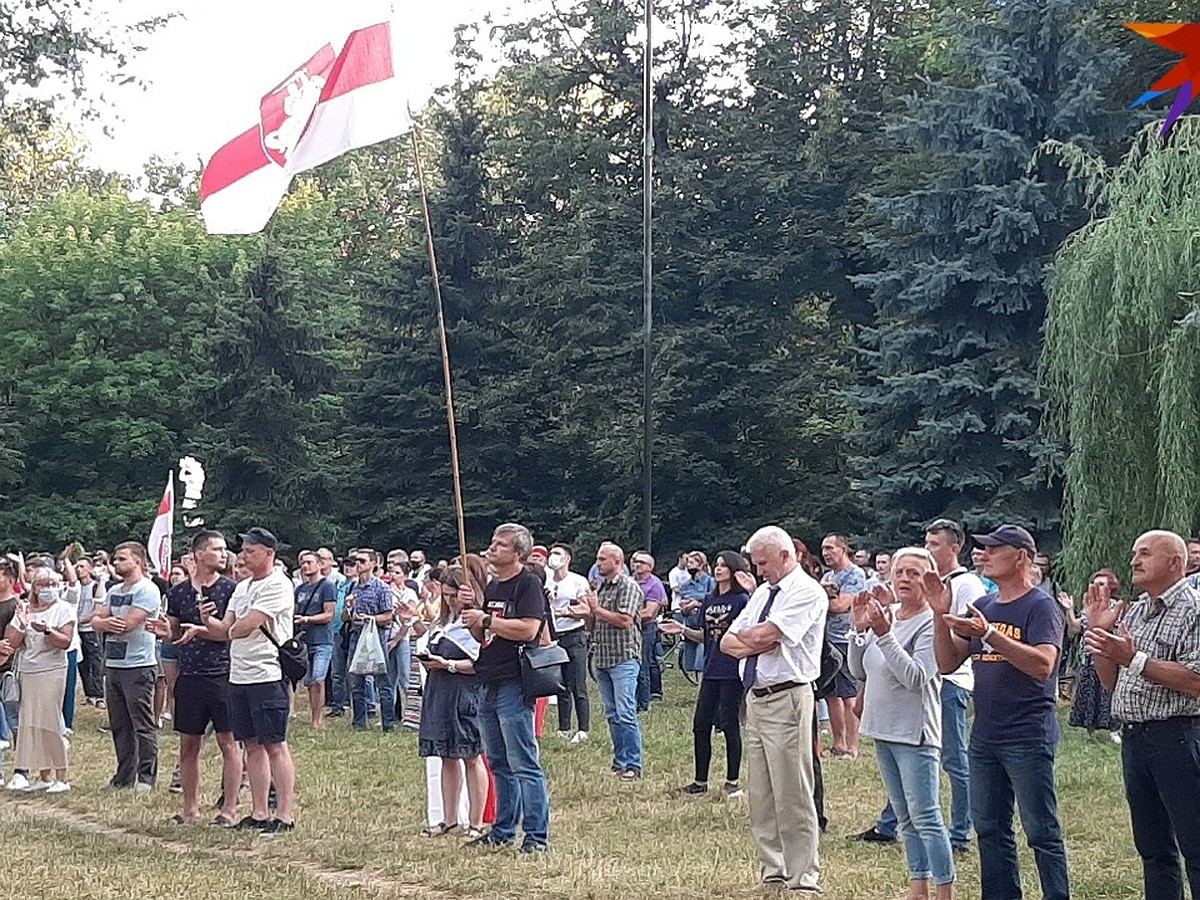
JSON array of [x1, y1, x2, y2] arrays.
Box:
[[1, 569, 76, 793], [848, 548, 954, 900]]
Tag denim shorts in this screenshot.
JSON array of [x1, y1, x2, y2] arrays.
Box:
[[304, 642, 333, 687]]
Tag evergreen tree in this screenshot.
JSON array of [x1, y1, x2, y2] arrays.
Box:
[[851, 0, 1129, 544]]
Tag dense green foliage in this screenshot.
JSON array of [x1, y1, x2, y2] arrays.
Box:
[[1043, 121, 1200, 591], [0, 0, 1196, 566]]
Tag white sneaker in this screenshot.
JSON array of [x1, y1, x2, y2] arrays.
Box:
[[5, 773, 29, 791], [0, 739, 10, 750], [134, 782, 153, 794], [556, 730, 572, 740], [46, 781, 71, 794], [1110, 731, 1122, 745], [27, 779, 53, 792], [570, 731, 589, 744]]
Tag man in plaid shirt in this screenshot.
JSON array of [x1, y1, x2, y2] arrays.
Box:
[[571, 542, 644, 780]]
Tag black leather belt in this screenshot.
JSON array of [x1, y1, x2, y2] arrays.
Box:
[[750, 680, 804, 698]]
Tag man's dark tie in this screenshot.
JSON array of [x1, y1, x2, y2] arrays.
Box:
[[742, 586, 781, 692]]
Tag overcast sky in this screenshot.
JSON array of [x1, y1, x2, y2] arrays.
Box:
[[82, 0, 509, 175]]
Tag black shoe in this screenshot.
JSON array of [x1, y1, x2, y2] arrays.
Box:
[[519, 841, 548, 854], [233, 816, 270, 831], [682, 782, 709, 795], [259, 818, 294, 836], [850, 826, 897, 844], [952, 843, 970, 855], [649, 693, 663, 702], [328, 709, 345, 718], [463, 831, 512, 849]]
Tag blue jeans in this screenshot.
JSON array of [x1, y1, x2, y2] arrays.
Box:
[[874, 682, 973, 847], [941, 681, 972, 847], [63, 649, 78, 730], [390, 638, 410, 720], [330, 629, 349, 712], [637, 623, 657, 710], [479, 679, 550, 847], [876, 741, 955, 885], [597, 658, 642, 773], [970, 741, 1069, 900], [350, 639, 399, 729]]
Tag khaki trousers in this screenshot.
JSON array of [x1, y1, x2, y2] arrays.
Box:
[[744, 685, 821, 890]]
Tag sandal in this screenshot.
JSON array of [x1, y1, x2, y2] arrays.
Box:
[[213, 814, 237, 828], [420, 822, 459, 837], [168, 814, 198, 825], [462, 826, 484, 840]]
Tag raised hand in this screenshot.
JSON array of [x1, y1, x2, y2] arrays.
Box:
[[1083, 580, 1122, 633], [867, 599, 894, 636], [922, 571, 952, 615], [850, 591, 873, 632], [734, 570, 758, 595]]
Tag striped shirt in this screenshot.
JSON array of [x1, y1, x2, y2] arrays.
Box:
[[592, 573, 643, 670], [1112, 578, 1200, 723]]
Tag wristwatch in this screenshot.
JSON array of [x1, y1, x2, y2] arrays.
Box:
[[482, 614, 493, 630], [448, 660, 459, 675], [1127, 650, 1149, 678]]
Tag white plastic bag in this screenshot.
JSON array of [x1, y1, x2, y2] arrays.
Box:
[[349, 618, 388, 675]]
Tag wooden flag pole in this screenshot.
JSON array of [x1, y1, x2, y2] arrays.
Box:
[[409, 119, 469, 563]]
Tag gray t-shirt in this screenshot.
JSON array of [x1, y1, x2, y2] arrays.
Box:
[[103, 577, 161, 668]]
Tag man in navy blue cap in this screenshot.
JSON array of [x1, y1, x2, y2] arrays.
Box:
[[928, 524, 1069, 900]]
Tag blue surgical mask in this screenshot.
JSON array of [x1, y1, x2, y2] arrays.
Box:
[[37, 588, 58, 603]]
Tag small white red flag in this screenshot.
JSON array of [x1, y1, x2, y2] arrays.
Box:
[[200, 21, 411, 234], [147, 473, 174, 579]]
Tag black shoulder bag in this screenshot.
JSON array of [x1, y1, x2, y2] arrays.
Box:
[[258, 624, 308, 687], [518, 592, 569, 701]]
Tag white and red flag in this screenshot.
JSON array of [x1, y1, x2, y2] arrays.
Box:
[[199, 21, 411, 234], [147, 473, 174, 579]]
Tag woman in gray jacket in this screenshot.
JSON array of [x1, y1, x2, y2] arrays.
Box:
[[849, 547, 955, 900]]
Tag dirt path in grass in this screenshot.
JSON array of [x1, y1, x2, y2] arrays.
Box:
[[0, 795, 459, 899]]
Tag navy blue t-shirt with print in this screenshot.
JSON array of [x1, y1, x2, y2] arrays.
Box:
[[702, 589, 749, 680], [166, 576, 236, 678], [969, 587, 1064, 746]]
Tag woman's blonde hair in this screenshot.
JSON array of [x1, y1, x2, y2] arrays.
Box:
[[890, 547, 937, 572]]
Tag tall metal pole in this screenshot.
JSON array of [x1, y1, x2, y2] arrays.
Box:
[[642, 0, 654, 553]]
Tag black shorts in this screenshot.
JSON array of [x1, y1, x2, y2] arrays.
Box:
[[227, 680, 289, 745], [173, 674, 231, 736], [830, 655, 860, 699]]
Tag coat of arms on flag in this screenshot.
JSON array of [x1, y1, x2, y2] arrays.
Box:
[[199, 21, 410, 235]]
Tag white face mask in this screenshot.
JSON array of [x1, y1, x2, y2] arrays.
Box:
[[547, 552, 567, 571], [37, 587, 58, 603]]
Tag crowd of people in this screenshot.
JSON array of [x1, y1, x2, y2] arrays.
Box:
[[2, 520, 1200, 897]]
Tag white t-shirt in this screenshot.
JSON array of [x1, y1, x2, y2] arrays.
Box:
[[546, 571, 590, 632], [944, 568, 988, 691], [228, 570, 295, 685], [728, 564, 828, 687], [20, 600, 77, 674]]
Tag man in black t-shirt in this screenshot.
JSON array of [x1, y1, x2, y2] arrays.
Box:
[[149, 530, 242, 826], [462, 523, 551, 852]]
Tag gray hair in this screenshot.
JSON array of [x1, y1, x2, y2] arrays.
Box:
[[745, 526, 796, 560], [891, 547, 936, 571], [598, 542, 626, 565], [494, 523, 534, 560]]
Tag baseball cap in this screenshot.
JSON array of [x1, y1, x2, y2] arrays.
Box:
[[530, 545, 549, 559], [239, 527, 279, 550], [971, 525, 1036, 556]]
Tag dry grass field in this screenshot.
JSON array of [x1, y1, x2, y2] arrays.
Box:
[[0, 674, 1143, 899]]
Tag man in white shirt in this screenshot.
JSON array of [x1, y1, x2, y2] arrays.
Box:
[[722, 525, 827, 893], [201, 527, 296, 834], [546, 544, 591, 743]]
